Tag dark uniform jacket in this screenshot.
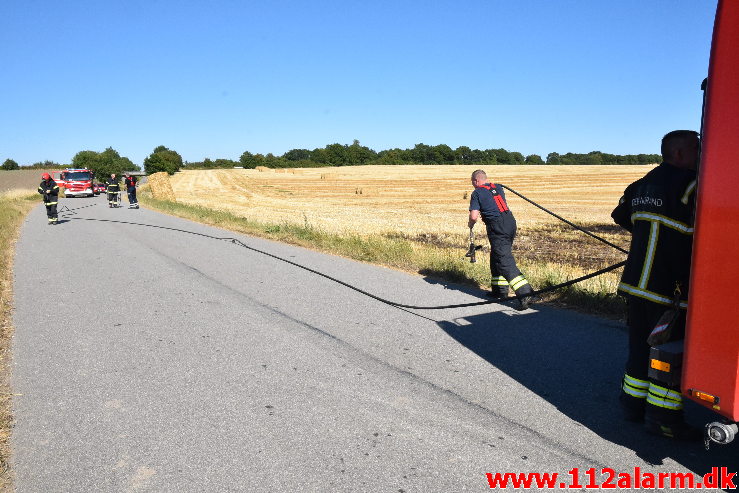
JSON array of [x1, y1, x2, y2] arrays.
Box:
[[38, 179, 59, 203], [469, 183, 516, 236], [106, 178, 121, 193], [611, 162, 697, 308], [124, 176, 137, 189]]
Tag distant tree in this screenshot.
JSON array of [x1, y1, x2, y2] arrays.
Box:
[[433, 144, 454, 164], [347, 140, 376, 165], [524, 154, 544, 165], [144, 145, 183, 175], [411, 143, 440, 164], [30, 160, 63, 168], [490, 148, 512, 164], [324, 143, 350, 166], [71, 151, 99, 170], [509, 151, 525, 164], [72, 148, 139, 180], [239, 151, 260, 169], [1, 158, 19, 170], [546, 152, 561, 165], [454, 146, 473, 163], [583, 151, 602, 165], [376, 148, 407, 164], [283, 148, 312, 162]]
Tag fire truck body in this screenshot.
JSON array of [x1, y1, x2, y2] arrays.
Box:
[[682, 0, 739, 439], [59, 169, 95, 197], [50, 171, 65, 189]]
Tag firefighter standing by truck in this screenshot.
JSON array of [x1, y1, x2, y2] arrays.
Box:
[[612, 130, 700, 440], [106, 173, 121, 208], [38, 172, 59, 225], [468, 169, 537, 310]]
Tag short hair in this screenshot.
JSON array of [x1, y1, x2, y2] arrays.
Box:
[[471, 169, 487, 181], [661, 130, 699, 160]]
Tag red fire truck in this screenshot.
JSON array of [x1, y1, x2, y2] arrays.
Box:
[[649, 0, 739, 447], [57, 168, 95, 198]]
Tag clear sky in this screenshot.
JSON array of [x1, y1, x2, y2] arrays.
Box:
[[1, 0, 719, 166]]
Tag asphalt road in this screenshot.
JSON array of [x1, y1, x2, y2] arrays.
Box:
[[11, 197, 737, 492]]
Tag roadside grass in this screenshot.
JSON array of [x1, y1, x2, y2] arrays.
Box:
[[139, 188, 626, 316], [0, 189, 39, 491]]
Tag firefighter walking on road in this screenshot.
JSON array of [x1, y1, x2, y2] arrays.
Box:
[[124, 173, 139, 208], [468, 169, 537, 310], [106, 173, 121, 208], [612, 130, 700, 440], [38, 172, 59, 225]]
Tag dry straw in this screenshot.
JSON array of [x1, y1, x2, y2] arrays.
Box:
[[147, 172, 177, 202]]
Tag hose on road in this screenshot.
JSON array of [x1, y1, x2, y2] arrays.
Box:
[[62, 186, 627, 313]]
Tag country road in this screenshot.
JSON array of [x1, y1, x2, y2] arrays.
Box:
[[11, 198, 737, 492]]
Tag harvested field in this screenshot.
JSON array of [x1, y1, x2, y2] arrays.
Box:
[[168, 165, 647, 268], [0, 170, 57, 193]]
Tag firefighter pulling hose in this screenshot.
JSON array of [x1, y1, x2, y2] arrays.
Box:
[[468, 169, 538, 310], [38, 173, 59, 225]]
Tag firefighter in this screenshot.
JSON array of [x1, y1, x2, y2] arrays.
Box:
[[611, 130, 700, 440], [124, 172, 138, 208], [38, 172, 59, 225], [106, 173, 121, 208], [468, 169, 537, 310]]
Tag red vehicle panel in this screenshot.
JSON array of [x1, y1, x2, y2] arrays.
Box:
[[60, 169, 95, 197], [683, 0, 739, 421]]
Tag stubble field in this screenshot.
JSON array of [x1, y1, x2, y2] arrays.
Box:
[[167, 165, 648, 270], [0, 170, 55, 193]]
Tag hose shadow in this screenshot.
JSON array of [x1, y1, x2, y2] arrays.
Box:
[[437, 308, 737, 476]]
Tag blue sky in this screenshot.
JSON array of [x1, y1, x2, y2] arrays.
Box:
[[1, 0, 718, 166]]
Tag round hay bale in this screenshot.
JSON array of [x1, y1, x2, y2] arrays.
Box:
[[147, 172, 177, 202]]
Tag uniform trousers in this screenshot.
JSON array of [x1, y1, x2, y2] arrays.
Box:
[[620, 296, 686, 424], [486, 213, 533, 298]]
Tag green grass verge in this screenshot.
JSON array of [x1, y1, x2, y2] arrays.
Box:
[[139, 190, 625, 317]]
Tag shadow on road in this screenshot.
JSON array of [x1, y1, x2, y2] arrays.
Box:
[[436, 305, 738, 477]]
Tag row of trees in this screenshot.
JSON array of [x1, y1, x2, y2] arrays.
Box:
[[1, 159, 66, 170], [3, 141, 662, 175], [1, 146, 185, 177], [186, 140, 661, 170]]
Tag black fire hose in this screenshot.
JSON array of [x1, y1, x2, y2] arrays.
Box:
[[63, 185, 628, 313], [500, 185, 628, 255]]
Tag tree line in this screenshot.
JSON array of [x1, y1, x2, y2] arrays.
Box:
[[2, 141, 661, 176]]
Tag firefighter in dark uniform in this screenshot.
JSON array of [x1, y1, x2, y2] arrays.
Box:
[[38, 173, 59, 225], [124, 173, 139, 208], [468, 169, 536, 310], [106, 173, 121, 208], [611, 130, 700, 440]]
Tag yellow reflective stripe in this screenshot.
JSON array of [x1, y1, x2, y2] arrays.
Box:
[[510, 275, 529, 290], [46, 201, 58, 205], [638, 221, 659, 289], [623, 384, 648, 399], [491, 276, 509, 286], [646, 394, 683, 410], [649, 383, 682, 401], [681, 180, 696, 205], [647, 383, 683, 410], [623, 373, 649, 398], [631, 212, 693, 234], [624, 374, 649, 389], [617, 282, 688, 309]]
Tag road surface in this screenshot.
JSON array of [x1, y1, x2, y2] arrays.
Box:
[[11, 198, 737, 491]]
